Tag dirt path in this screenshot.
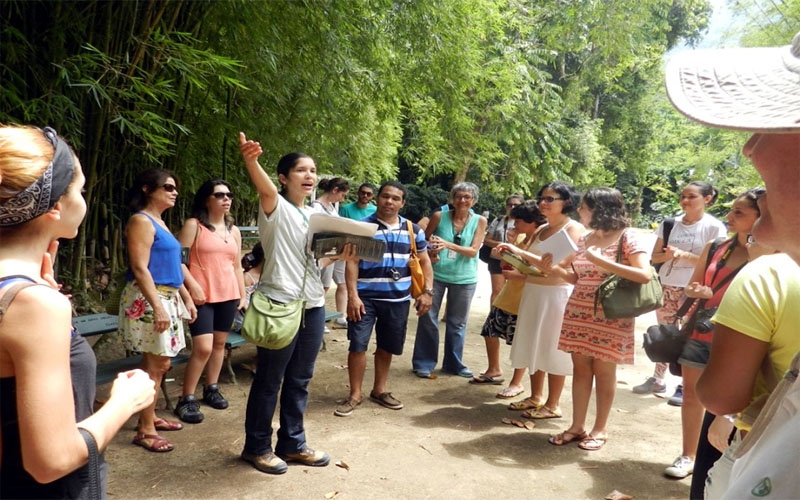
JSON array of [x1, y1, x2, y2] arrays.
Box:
[[103, 267, 689, 499]]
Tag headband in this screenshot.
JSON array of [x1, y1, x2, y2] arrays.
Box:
[[0, 127, 75, 227]]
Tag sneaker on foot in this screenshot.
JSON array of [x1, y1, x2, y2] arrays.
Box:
[[203, 384, 229, 410], [241, 451, 288, 475], [369, 391, 403, 410], [333, 317, 347, 328], [333, 397, 361, 417], [668, 384, 684, 406], [174, 394, 204, 423], [664, 455, 694, 478], [632, 376, 667, 394], [278, 447, 330, 467]]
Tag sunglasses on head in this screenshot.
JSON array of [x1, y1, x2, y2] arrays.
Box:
[[212, 192, 234, 200], [161, 184, 178, 193]]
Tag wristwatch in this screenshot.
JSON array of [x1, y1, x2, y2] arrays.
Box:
[[423, 288, 434, 296]]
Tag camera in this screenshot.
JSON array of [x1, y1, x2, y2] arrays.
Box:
[[694, 307, 718, 333], [388, 268, 401, 281]]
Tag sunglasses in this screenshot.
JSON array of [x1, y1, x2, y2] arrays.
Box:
[[161, 184, 178, 193], [358, 191, 374, 196], [212, 192, 234, 200], [454, 234, 462, 245], [537, 196, 563, 204], [506, 203, 521, 208]]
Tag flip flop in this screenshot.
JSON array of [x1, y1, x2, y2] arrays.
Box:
[[578, 435, 608, 451], [469, 374, 505, 385], [154, 417, 183, 431], [548, 430, 588, 446], [132, 433, 174, 453], [496, 387, 524, 399], [507, 397, 543, 410], [522, 406, 562, 419]]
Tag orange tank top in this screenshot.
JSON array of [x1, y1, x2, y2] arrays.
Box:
[[188, 224, 240, 303]]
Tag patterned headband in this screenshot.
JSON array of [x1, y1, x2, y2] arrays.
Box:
[[0, 127, 75, 227]]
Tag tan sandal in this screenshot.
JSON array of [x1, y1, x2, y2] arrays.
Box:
[[522, 406, 562, 419], [507, 397, 543, 411]]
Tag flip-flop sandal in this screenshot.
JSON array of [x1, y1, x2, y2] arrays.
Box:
[[154, 417, 183, 431], [508, 397, 543, 410], [548, 430, 588, 446], [522, 406, 562, 419], [469, 374, 505, 385], [578, 435, 608, 451], [133, 433, 174, 453], [496, 388, 524, 399]]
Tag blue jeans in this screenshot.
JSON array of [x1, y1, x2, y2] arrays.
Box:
[[412, 280, 476, 374], [243, 306, 324, 456]]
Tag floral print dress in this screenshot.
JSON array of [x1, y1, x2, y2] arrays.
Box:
[[118, 282, 188, 357]]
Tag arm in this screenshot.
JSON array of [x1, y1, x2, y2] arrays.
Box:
[[232, 226, 247, 310], [482, 218, 501, 247], [684, 241, 714, 299], [5, 289, 153, 483], [413, 249, 434, 316], [651, 237, 675, 265], [424, 211, 441, 240], [696, 323, 769, 415], [588, 248, 651, 284], [126, 215, 171, 333], [177, 218, 205, 306], [437, 216, 487, 258], [345, 259, 364, 322], [239, 132, 279, 216]]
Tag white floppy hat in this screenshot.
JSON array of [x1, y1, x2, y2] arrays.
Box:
[[665, 31, 800, 133]]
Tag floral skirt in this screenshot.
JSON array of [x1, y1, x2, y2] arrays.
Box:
[[118, 281, 188, 357]]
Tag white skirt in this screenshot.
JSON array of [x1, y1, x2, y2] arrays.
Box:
[[509, 282, 573, 375]]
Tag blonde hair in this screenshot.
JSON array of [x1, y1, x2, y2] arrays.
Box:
[[0, 126, 53, 200]]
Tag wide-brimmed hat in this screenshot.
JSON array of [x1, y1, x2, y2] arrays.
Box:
[[665, 31, 800, 133]]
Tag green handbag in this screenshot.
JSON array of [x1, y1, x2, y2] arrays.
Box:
[[241, 291, 305, 350]]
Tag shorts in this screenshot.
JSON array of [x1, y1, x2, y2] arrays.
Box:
[[487, 257, 503, 275], [480, 306, 517, 345], [320, 265, 334, 288], [333, 260, 346, 285], [347, 298, 410, 355], [678, 337, 711, 369], [189, 299, 239, 336]]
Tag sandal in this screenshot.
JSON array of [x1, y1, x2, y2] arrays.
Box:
[[496, 387, 524, 399], [548, 430, 588, 446], [578, 435, 608, 451], [508, 397, 543, 411], [154, 417, 183, 431], [132, 433, 174, 453], [522, 406, 562, 419]]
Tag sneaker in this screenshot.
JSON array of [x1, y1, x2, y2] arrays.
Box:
[[369, 391, 403, 410], [323, 325, 331, 333], [333, 398, 362, 417], [174, 394, 204, 423], [632, 377, 667, 394], [241, 451, 288, 475], [664, 455, 694, 478], [278, 447, 330, 467], [668, 384, 684, 407], [333, 317, 347, 328], [202, 384, 229, 410]]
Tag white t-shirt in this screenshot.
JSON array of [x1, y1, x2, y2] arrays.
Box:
[[657, 213, 727, 287], [257, 196, 325, 308]]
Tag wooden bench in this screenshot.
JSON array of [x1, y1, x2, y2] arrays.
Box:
[[72, 313, 190, 410], [224, 309, 342, 384]]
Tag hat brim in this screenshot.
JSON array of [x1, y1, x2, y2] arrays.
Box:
[[665, 44, 800, 133]]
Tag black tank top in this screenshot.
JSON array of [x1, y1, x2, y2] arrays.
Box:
[[0, 276, 108, 499]]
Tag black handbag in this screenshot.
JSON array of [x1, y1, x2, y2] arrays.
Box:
[[479, 244, 493, 263]]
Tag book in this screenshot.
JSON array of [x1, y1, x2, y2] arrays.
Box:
[[538, 227, 578, 264], [500, 251, 545, 276], [306, 213, 384, 262]]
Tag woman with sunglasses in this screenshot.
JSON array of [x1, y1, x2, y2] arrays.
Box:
[[412, 182, 487, 379], [174, 180, 245, 424], [0, 126, 154, 497], [118, 169, 198, 452]]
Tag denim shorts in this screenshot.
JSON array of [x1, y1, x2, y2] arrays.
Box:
[[678, 337, 711, 369], [347, 298, 410, 355], [189, 299, 239, 336]]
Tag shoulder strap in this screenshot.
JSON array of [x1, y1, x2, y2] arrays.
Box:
[[0, 279, 38, 323], [406, 219, 418, 257], [662, 217, 675, 245]]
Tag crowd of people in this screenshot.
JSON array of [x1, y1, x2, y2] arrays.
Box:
[[1, 30, 799, 498]]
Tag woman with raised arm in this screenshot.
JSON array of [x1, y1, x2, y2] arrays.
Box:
[[0, 125, 154, 497], [238, 132, 354, 475], [118, 168, 197, 453]]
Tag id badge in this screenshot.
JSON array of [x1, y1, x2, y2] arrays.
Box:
[[447, 249, 457, 259]]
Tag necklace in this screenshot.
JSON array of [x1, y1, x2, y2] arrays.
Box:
[[210, 222, 230, 243]]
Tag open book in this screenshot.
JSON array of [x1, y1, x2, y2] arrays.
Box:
[[306, 213, 385, 262], [500, 251, 545, 276]]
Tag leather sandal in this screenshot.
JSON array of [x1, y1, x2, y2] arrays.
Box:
[[153, 417, 183, 431], [133, 433, 174, 453]]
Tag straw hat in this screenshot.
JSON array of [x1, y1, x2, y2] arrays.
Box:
[[665, 31, 800, 133]]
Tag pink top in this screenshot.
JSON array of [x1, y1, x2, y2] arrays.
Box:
[[188, 224, 241, 303]]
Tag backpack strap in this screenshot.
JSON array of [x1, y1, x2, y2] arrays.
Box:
[[662, 217, 676, 245], [0, 276, 38, 323]]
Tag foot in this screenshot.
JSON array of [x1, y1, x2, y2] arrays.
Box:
[[174, 394, 204, 423], [496, 387, 525, 399], [664, 455, 694, 478], [632, 376, 667, 394], [578, 435, 608, 451], [454, 368, 474, 378], [333, 397, 362, 417], [153, 417, 183, 431], [203, 384, 229, 410], [241, 451, 288, 475], [469, 374, 504, 385], [522, 406, 562, 419], [133, 433, 174, 453], [668, 385, 684, 407], [548, 430, 588, 446], [332, 317, 347, 328], [413, 370, 433, 379], [277, 447, 331, 467], [369, 391, 403, 410]]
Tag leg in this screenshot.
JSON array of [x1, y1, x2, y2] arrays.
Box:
[[138, 353, 172, 435], [530, 370, 546, 402], [347, 351, 367, 402], [412, 281, 444, 374], [543, 374, 566, 413], [182, 334, 213, 396], [679, 365, 704, 459], [441, 282, 477, 374], [690, 411, 724, 499], [204, 330, 229, 386], [566, 353, 594, 435], [335, 283, 348, 316], [588, 357, 617, 439], [489, 272, 505, 306], [372, 348, 393, 395], [482, 336, 502, 378]]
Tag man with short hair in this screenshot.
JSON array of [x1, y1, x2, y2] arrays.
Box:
[[334, 181, 434, 417]]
